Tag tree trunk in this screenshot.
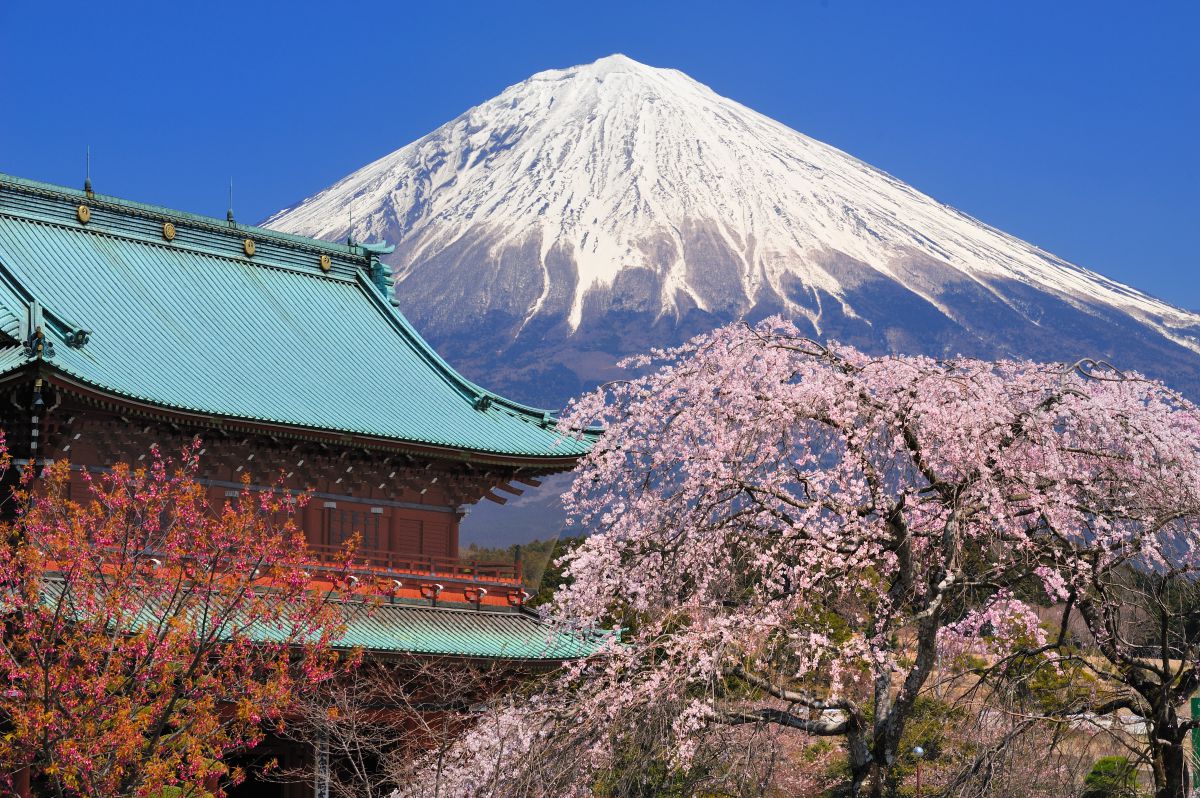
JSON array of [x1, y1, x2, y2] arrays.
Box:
[[846, 727, 873, 798], [1148, 707, 1188, 798], [1150, 741, 1187, 798], [865, 752, 890, 798], [867, 764, 885, 798]]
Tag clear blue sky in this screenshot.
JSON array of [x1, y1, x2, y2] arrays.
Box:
[[2, 1, 1196, 308]]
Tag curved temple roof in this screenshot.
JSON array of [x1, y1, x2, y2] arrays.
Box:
[[333, 599, 602, 659], [0, 174, 595, 464], [41, 577, 605, 661]]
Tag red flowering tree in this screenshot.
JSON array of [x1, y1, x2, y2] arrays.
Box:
[[0, 442, 358, 798], [408, 319, 1200, 798]]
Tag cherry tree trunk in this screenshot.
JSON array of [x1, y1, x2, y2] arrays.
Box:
[[1150, 738, 1187, 798], [846, 727, 873, 798], [1149, 706, 1187, 798]]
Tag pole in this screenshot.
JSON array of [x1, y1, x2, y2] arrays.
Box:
[[912, 745, 925, 798], [314, 728, 330, 798], [1191, 697, 1200, 794]]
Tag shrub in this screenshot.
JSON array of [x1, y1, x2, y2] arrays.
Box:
[[1082, 756, 1138, 798]]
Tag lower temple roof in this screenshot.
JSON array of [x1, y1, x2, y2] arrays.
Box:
[[40, 578, 603, 662], [332, 599, 601, 660]]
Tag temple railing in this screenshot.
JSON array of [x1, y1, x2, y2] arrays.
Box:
[[304, 543, 522, 586]]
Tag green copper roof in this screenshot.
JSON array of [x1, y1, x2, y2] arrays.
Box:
[[331, 600, 601, 659], [40, 578, 602, 661], [0, 174, 595, 462]]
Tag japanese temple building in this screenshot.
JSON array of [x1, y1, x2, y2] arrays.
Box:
[[0, 173, 599, 795]]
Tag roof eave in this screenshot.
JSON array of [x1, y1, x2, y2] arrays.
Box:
[[32, 365, 585, 470]]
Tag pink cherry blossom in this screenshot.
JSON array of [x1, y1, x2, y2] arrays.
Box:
[[401, 318, 1200, 798]]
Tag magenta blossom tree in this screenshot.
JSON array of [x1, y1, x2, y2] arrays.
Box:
[[0, 443, 360, 798], [407, 318, 1200, 798]]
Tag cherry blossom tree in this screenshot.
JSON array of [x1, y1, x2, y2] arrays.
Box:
[[0, 442, 359, 798], [989, 399, 1200, 798], [404, 318, 1200, 798]]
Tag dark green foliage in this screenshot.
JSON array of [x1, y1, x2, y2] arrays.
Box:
[[459, 536, 586, 605], [1082, 756, 1139, 798], [593, 754, 699, 798], [525, 536, 586, 607]]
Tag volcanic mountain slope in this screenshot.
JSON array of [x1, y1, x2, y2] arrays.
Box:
[[266, 54, 1200, 409]]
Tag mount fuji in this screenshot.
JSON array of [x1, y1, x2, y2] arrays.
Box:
[[265, 54, 1200, 410]]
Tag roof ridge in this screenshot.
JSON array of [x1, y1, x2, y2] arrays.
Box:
[[0, 205, 364, 287], [0, 171, 389, 292], [0, 172, 364, 261]]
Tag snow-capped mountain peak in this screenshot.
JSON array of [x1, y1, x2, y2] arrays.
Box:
[[265, 55, 1200, 406]]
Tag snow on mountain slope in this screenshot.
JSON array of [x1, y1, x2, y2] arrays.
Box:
[[265, 54, 1200, 409]]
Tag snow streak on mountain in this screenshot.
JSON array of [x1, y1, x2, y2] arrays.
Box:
[[266, 54, 1200, 408]]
